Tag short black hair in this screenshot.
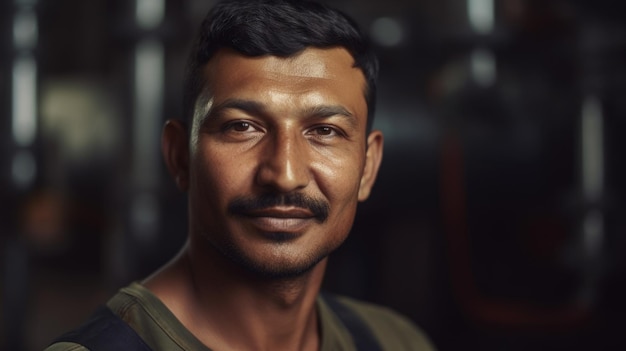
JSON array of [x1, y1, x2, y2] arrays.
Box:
[[182, 0, 379, 133]]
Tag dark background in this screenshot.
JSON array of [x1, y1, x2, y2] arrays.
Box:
[[2, 0, 626, 350]]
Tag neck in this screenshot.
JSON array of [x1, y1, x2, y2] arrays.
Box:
[[143, 239, 327, 351]]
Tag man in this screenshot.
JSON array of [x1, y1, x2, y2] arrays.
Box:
[[46, 0, 435, 350]]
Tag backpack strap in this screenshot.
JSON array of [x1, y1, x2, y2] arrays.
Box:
[[52, 306, 152, 351], [321, 293, 383, 351]]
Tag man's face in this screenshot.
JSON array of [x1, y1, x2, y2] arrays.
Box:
[[177, 47, 382, 278]]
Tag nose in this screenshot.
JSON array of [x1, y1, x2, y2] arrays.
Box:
[[255, 130, 310, 192]]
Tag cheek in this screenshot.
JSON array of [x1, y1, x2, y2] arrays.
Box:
[[191, 143, 255, 207], [311, 151, 364, 204]]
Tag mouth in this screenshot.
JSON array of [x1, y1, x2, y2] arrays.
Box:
[[238, 207, 317, 233], [246, 207, 314, 218]]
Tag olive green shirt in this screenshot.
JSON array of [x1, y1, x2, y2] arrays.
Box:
[[46, 282, 435, 351]]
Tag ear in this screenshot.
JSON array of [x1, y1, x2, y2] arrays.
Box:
[[358, 130, 384, 201], [162, 119, 190, 192]]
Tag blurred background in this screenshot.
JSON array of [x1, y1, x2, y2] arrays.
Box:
[[1, 0, 626, 350]]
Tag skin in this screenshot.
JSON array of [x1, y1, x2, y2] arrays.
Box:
[[145, 47, 383, 351]]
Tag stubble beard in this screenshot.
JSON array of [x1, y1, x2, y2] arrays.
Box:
[[195, 192, 351, 280], [203, 229, 347, 280], [209, 192, 342, 280]]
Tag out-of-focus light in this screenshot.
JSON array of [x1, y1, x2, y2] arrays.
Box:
[[132, 0, 166, 245], [370, 17, 404, 47], [134, 39, 164, 187], [41, 80, 121, 161], [13, 10, 38, 49], [12, 150, 36, 187], [578, 96, 605, 306], [468, 0, 494, 34], [581, 95, 604, 201], [470, 48, 496, 87], [12, 55, 37, 146], [136, 0, 165, 29]]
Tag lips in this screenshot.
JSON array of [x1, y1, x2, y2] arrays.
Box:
[[238, 207, 316, 233], [245, 207, 314, 218]]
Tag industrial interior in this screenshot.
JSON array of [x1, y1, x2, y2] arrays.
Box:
[[1, 0, 626, 350]]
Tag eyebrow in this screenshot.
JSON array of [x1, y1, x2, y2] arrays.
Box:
[[302, 105, 358, 129], [206, 98, 358, 128], [206, 99, 267, 120]]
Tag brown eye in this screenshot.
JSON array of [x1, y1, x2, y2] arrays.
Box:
[[232, 122, 251, 132], [316, 126, 333, 135], [310, 126, 339, 137]]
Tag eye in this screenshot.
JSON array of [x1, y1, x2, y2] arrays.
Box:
[[219, 120, 264, 142], [308, 126, 339, 137], [225, 121, 257, 133]]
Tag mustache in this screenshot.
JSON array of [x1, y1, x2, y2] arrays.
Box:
[[228, 193, 330, 222]]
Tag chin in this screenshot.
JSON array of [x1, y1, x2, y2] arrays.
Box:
[[245, 255, 327, 280], [208, 232, 342, 280]]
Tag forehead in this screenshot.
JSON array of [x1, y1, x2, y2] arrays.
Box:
[[206, 46, 364, 84], [198, 47, 368, 122]]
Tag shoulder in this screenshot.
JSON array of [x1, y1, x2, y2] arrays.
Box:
[[328, 294, 437, 351], [47, 282, 209, 351], [44, 283, 154, 351]]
